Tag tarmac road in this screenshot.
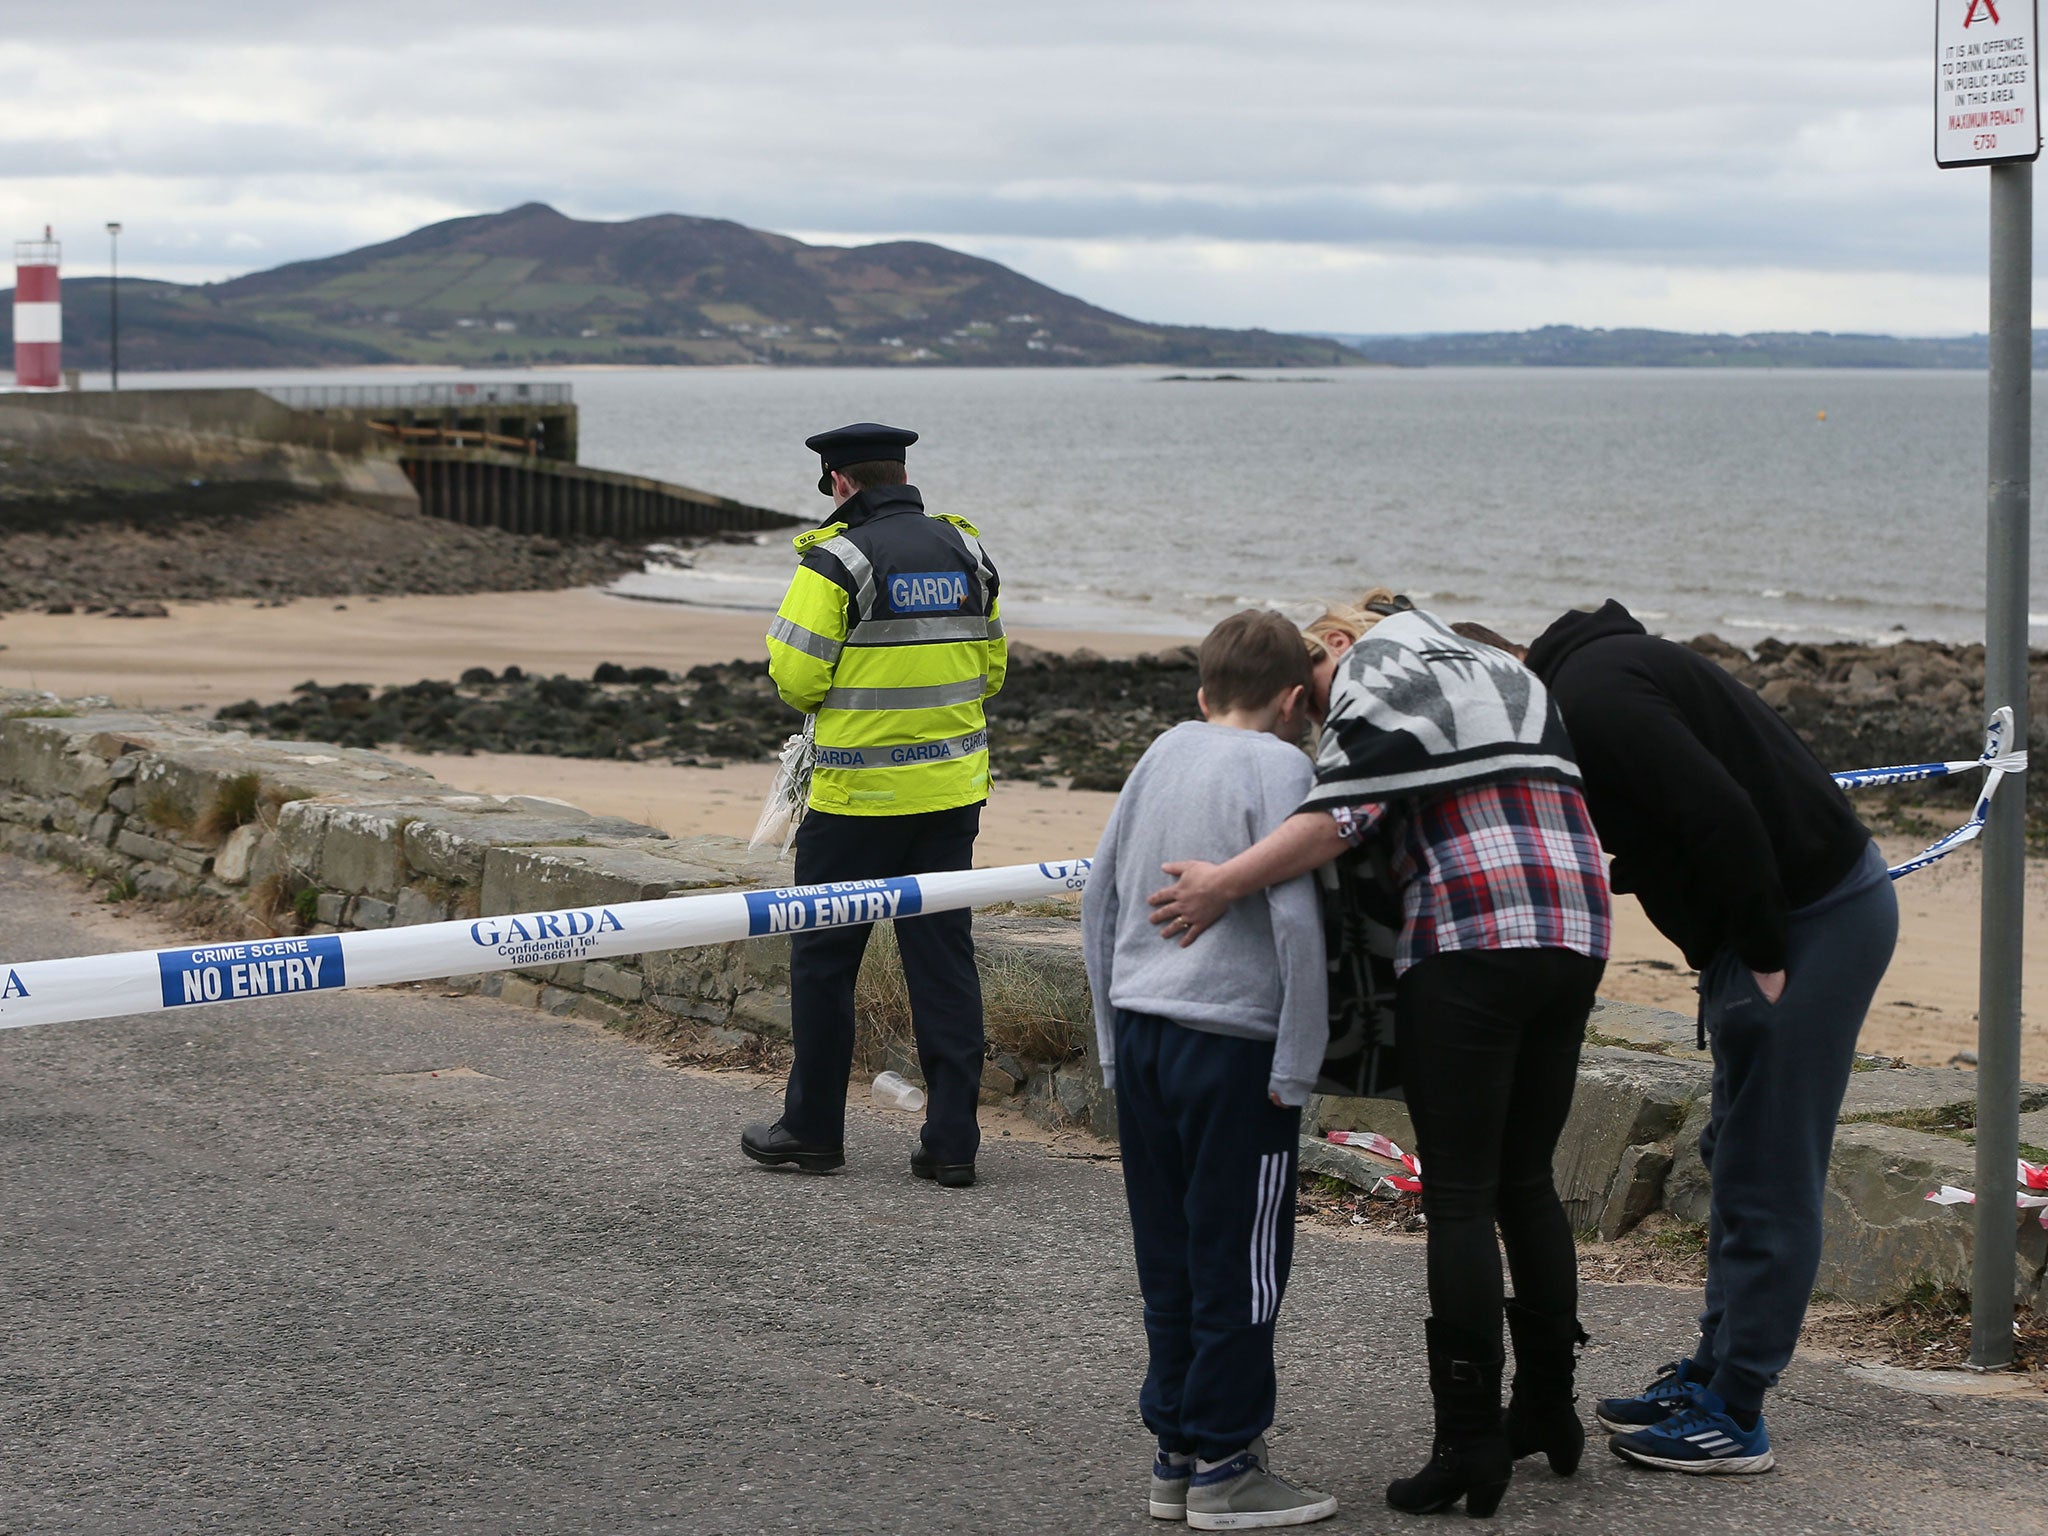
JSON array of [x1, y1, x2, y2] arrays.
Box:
[[0, 853, 2041, 1535]]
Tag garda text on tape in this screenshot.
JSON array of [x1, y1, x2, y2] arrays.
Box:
[[0, 859, 1091, 1034]]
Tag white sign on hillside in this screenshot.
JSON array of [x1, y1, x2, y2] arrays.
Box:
[[1937, 0, 2043, 167]]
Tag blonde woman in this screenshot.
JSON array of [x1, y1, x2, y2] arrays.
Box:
[[1148, 591, 1611, 1520]]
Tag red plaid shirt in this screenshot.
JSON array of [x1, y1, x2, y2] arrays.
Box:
[[1329, 779, 1612, 975]]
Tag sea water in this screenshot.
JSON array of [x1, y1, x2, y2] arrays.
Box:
[[125, 365, 2048, 647]]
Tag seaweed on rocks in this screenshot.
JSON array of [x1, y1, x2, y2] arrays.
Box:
[[212, 634, 2048, 840], [0, 499, 651, 613], [218, 661, 790, 767], [983, 641, 1198, 790], [1678, 634, 2048, 845], [213, 642, 1205, 786]]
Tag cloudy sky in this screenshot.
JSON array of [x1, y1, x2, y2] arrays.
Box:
[[1, 2, 2017, 335]]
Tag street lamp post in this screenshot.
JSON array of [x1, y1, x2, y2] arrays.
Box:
[[105, 222, 121, 392]]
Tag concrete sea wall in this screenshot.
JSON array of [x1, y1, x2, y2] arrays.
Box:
[[0, 691, 2039, 1309], [0, 398, 418, 514]]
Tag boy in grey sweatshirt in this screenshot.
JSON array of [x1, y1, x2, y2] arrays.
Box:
[[1082, 609, 1334, 1531]]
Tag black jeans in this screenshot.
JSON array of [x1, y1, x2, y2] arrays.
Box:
[[1395, 947, 1605, 1342], [781, 803, 986, 1164]]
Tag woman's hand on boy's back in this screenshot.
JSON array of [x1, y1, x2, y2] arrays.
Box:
[[1149, 812, 1349, 947], [1149, 860, 1233, 946]]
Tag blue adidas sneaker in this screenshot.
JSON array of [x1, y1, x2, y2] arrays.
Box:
[[1608, 1389, 1774, 1475], [1594, 1357, 1704, 1432]]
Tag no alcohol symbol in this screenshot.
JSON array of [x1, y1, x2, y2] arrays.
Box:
[[1966, 0, 2003, 26]]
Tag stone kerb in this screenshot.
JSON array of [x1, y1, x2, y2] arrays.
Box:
[[0, 693, 2038, 1307]]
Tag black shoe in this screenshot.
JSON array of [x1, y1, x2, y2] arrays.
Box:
[[741, 1120, 844, 1173], [1386, 1436, 1512, 1519], [1502, 1300, 1589, 1476], [910, 1145, 976, 1187], [1386, 1318, 1513, 1519]]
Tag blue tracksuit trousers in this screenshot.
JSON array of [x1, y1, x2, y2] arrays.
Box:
[[1692, 842, 1899, 1412], [1113, 1007, 1301, 1462]]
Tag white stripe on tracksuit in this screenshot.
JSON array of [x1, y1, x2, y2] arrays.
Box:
[[1248, 1150, 1290, 1325]]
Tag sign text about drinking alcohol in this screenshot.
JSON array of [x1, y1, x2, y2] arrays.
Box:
[[1938, 0, 2043, 167]]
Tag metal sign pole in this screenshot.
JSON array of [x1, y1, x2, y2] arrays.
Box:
[[105, 222, 121, 393], [1972, 159, 2031, 1370]]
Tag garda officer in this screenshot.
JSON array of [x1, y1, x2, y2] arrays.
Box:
[[740, 423, 1006, 1188]]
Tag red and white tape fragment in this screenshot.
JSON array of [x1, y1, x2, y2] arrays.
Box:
[[1924, 1159, 2048, 1228], [1324, 1129, 1423, 1194]]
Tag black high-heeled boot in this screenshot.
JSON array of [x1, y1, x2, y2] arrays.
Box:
[[1386, 1318, 1513, 1519], [1501, 1299, 1589, 1476]]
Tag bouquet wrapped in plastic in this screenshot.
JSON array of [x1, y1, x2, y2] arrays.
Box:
[[750, 715, 816, 856]]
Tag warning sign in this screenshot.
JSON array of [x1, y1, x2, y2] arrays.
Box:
[[1937, 0, 2043, 167]]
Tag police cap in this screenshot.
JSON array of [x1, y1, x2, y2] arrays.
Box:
[[804, 422, 918, 496]]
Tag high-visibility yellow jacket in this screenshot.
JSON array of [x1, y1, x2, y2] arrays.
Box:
[[766, 485, 1007, 816]]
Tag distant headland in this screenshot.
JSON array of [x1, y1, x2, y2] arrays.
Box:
[[10, 203, 2033, 373], [1321, 324, 2045, 370], [0, 203, 1355, 372]]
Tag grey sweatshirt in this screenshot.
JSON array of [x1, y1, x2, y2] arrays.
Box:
[[1082, 721, 1330, 1106]]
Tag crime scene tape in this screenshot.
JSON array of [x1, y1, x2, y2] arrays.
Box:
[[1925, 1159, 2048, 1229], [1323, 1130, 1422, 1194], [1831, 707, 2028, 879], [0, 859, 1094, 1034]]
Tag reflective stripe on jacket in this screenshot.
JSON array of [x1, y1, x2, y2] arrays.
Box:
[[765, 484, 1007, 816]]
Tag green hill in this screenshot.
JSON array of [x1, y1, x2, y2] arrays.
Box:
[[10, 203, 1358, 371]]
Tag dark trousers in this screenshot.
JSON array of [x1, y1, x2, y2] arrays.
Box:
[[1395, 947, 1605, 1345], [1692, 843, 1898, 1413], [779, 803, 985, 1164], [1113, 1008, 1301, 1462]]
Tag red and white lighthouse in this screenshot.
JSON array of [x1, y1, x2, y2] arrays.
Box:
[[13, 227, 60, 391]]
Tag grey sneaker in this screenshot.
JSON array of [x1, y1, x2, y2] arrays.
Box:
[[1150, 1451, 1192, 1519], [1185, 1437, 1338, 1531]]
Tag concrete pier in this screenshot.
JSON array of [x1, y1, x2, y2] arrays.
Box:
[[399, 447, 797, 540], [0, 383, 799, 539]]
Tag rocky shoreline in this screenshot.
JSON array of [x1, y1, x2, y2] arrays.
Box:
[[213, 634, 2048, 838], [0, 500, 653, 613]]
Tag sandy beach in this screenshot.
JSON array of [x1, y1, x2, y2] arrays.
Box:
[[0, 587, 1172, 710], [1, 587, 2039, 1078]]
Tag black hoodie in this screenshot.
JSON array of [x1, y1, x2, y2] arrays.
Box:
[[1524, 601, 1870, 973]]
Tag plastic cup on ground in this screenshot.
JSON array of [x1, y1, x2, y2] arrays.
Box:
[[871, 1071, 926, 1111]]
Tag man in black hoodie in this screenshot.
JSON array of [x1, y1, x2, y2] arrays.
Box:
[[1524, 600, 1897, 1477]]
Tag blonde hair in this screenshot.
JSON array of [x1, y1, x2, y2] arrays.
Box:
[[1302, 587, 1405, 662]]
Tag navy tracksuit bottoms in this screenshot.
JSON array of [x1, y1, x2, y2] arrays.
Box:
[[1692, 841, 1899, 1413], [1113, 1007, 1301, 1462]]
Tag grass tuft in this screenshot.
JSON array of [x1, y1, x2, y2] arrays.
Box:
[[139, 789, 193, 835], [1584, 1027, 1673, 1056], [1841, 1105, 1978, 1139], [1650, 1220, 1709, 1258], [853, 923, 1092, 1070], [195, 772, 263, 841]]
